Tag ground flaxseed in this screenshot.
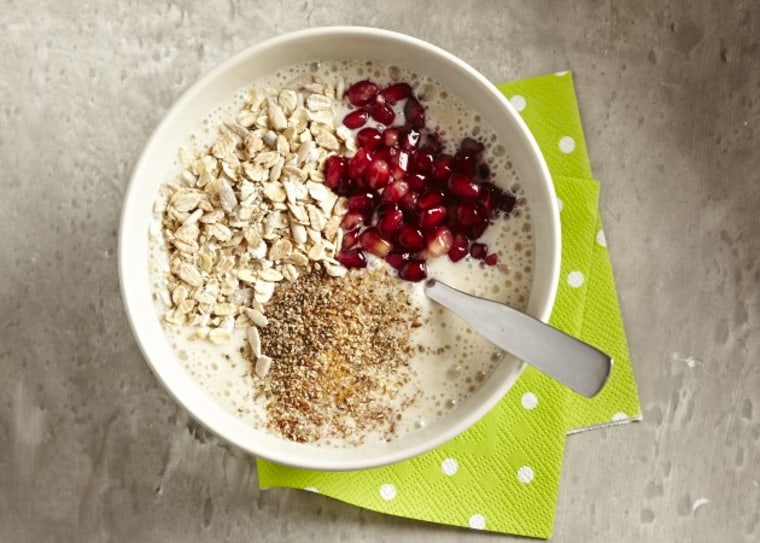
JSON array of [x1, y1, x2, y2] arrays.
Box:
[[255, 265, 420, 444]]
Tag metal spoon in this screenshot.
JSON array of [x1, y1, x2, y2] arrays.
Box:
[[424, 279, 612, 398]]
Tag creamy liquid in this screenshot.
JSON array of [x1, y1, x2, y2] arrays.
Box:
[[148, 59, 534, 445]]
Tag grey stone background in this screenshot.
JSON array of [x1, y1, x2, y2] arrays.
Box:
[[1, 0, 758, 541]]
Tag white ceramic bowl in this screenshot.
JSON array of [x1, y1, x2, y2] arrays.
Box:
[[119, 26, 560, 470]]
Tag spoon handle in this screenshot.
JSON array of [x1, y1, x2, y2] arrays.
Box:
[[424, 279, 612, 398]]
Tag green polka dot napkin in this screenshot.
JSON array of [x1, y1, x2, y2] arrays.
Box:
[[257, 72, 642, 539]]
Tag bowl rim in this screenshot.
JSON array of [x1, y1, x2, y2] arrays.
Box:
[[119, 25, 560, 470]]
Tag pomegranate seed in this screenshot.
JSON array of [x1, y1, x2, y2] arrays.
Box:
[[357, 127, 382, 150], [485, 253, 499, 266], [343, 109, 369, 129], [348, 192, 377, 213], [390, 168, 405, 182], [345, 80, 378, 106], [478, 163, 491, 179], [426, 226, 453, 257], [381, 180, 409, 203], [337, 177, 358, 197], [323, 155, 347, 190], [371, 102, 395, 125], [426, 132, 444, 154], [404, 96, 426, 128], [348, 148, 374, 179], [448, 233, 469, 262], [418, 190, 446, 210], [385, 252, 412, 270], [383, 128, 400, 148], [398, 191, 420, 212], [459, 137, 485, 156], [399, 259, 428, 282], [418, 205, 447, 230], [341, 211, 365, 231], [401, 128, 421, 150], [373, 148, 392, 167], [390, 150, 410, 176], [379, 82, 412, 104], [397, 225, 426, 251], [478, 182, 498, 215], [466, 220, 489, 240], [366, 159, 390, 190], [453, 152, 478, 176], [360, 227, 393, 257], [448, 173, 481, 200], [377, 207, 404, 238], [432, 154, 454, 183], [341, 228, 360, 251], [469, 242, 488, 260], [499, 192, 517, 214], [336, 248, 368, 268], [407, 172, 428, 192], [411, 148, 435, 175], [454, 201, 486, 227], [390, 167, 407, 183], [375, 202, 396, 218]]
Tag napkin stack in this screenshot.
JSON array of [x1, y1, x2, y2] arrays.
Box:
[[257, 72, 642, 539]]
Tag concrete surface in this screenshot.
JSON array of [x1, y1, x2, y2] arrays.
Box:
[[1, 0, 758, 541]]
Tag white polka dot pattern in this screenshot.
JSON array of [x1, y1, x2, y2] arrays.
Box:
[[379, 483, 396, 500], [510, 94, 526, 112], [441, 458, 458, 476], [469, 514, 486, 529], [517, 466, 535, 484], [559, 136, 576, 153], [521, 392, 538, 410], [567, 271, 584, 288]]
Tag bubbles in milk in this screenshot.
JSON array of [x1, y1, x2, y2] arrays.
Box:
[[148, 58, 535, 445]]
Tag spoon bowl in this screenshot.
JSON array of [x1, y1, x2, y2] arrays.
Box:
[[424, 279, 612, 397]]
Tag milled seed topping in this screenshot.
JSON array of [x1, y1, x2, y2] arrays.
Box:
[[257, 266, 420, 444]]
